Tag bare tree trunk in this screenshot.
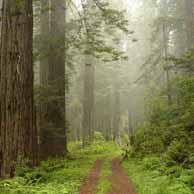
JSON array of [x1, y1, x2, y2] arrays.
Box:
[[0, 0, 37, 178], [39, 0, 50, 158], [38, 0, 67, 158], [46, 0, 67, 156], [161, 0, 172, 107], [82, 0, 95, 146], [174, 0, 187, 57], [113, 83, 120, 143], [128, 109, 133, 138], [83, 59, 95, 146], [104, 93, 112, 140], [39, 0, 49, 155], [40, 0, 49, 92], [0, 0, 2, 38], [184, 0, 194, 49]]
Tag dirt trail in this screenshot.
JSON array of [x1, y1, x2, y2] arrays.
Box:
[[79, 159, 104, 194], [79, 158, 137, 194], [107, 158, 137, 194]]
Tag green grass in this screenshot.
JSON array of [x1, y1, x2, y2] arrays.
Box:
[[123, 156, 194, 194], [0, 155, 93, 194], [0, 141, 120, 194]]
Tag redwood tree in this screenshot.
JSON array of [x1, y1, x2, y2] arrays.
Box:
[[82, 0, 95, 146], [0, 0, 37, 178], [39, 0, 67, 157]]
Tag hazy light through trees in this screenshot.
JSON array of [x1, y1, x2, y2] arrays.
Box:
[[1, 2, 194, 194]]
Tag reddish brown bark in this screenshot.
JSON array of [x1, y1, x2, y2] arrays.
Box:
[[0, 0, 37, 178]]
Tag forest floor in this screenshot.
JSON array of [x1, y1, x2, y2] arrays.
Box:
[[0, 141, 193, 194], [79, 157, 137, 194], [79, 159, 104, 194], [107, 158, 136, 194]]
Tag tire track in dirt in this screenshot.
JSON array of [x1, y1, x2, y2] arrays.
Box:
[[79, 159, 104, 194], [107, 158, 137, 194]]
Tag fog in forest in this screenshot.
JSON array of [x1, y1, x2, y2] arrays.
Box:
[[33, 0, 151, 146], [61, 0, 170, 143], [1, 0, 194, 193]]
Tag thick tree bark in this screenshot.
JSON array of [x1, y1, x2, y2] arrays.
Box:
[[0, 0, 37, 178]]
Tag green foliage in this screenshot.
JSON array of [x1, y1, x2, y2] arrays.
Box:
[[78, 141, 121, 156], [94, 131, 106, 142], [130, 76, 194, 166], [130, 125, 166, 155], [0, 157, 87, 194], [127, 76, 194, 193], [142, 157, 163, 171], [172, 47, 194, 71], [165, 165, 183, 178], [164, 140, 190, 167], [63, 0, 130, 63], [123, 157, 194, 194], [0, 141, 119, 194], [179, 169, 194, 188]]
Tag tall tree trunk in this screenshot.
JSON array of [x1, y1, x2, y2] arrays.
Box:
[[0, 0, 37, 178], [39, 0, 67, 158], [39, 0, 50, 158], [128, 109, 133, 138], [184, 0, 194, 49], [161, 0, 172, 107], [162, 22, 172, 106], [82, 0, 95, 146], [82, 59, 95, 145], [46, 0, 67, 156], [174, 0, 187, 57], [113, 82, 120, 143], [104, 92, 112, 140], [40, 0, 49, 93], [0, 0, 2, 38]]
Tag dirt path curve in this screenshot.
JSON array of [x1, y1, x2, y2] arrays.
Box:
[[107, 158, 137, 194], [79, 159, 104, 194]]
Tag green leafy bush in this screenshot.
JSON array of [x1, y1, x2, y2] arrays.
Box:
[[142, 156, 162, 170], [94, 131, 106, 142], [123, 157, 193, 194], [128, 76, 194, 193], [130, 125, 166, 155], [164, 140, 190, 167]]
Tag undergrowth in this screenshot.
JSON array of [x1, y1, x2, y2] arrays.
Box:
[[123, 156, 194, 194], [122, 76, 194, 194], [0, 138, 120, 194]]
